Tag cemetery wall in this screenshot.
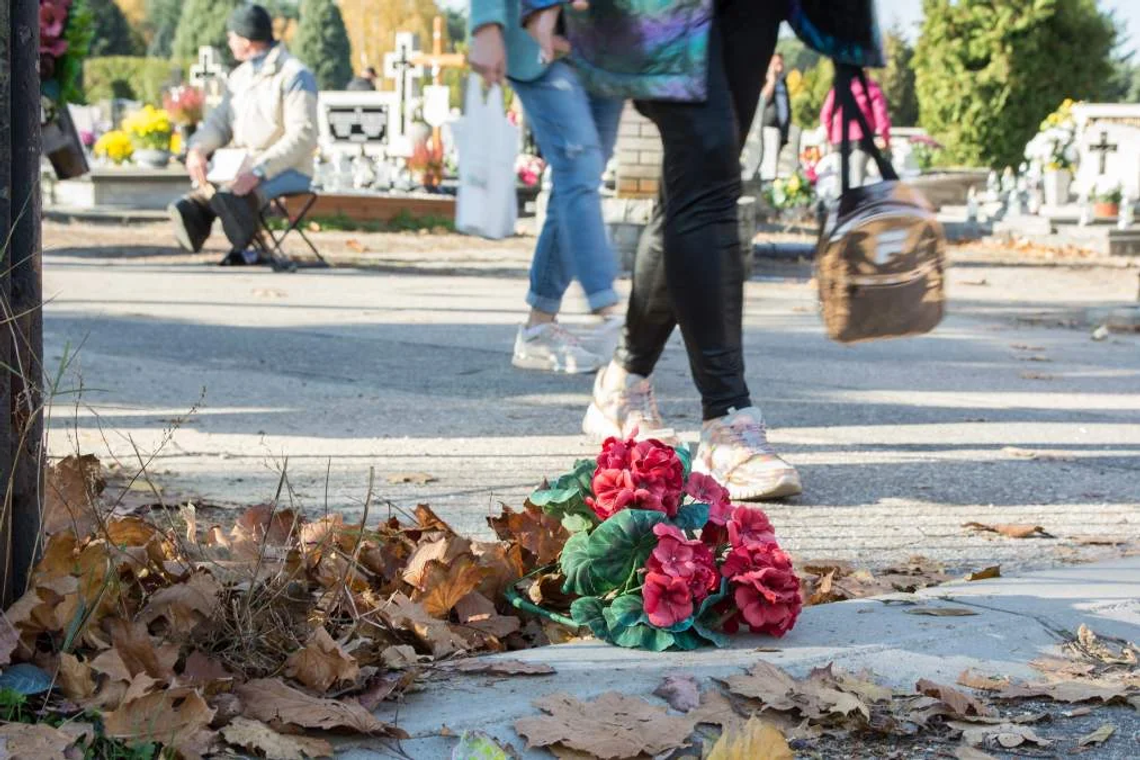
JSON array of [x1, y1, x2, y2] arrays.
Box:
[[614, 104, 662, 199]]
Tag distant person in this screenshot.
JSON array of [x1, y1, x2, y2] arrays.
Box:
[[468, 0, 625, 374], [346, 66, 379, 91], [760, 52, 791, 147], [820, 70, 890, 187], [169, 4, 318, 263]]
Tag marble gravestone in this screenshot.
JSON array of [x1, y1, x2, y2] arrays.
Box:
[[1072, 104, 1140, 199], [317, 91, 401, 158]]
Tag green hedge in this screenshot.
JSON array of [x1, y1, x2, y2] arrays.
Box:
[[83, 56, 191, 106]]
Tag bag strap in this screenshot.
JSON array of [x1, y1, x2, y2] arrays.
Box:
[[835, 64, 898, 191]]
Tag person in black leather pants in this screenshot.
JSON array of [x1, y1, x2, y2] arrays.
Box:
[[529, 0, 803, 501]]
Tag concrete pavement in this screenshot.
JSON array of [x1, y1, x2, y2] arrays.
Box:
[[340, 556, 1140, 759], [40, 221, 1140, 572]]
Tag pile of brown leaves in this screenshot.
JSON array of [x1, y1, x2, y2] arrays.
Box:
[[0, 456, 564, 758], [797, 556, 955, 606]]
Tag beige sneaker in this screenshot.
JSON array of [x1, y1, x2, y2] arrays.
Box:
[[512, 323, 603, 374], [582, 363, 678, 444], [694, 407, 802, 501]]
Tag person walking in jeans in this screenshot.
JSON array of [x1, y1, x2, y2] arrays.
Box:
[[468, 0, 625, 374], [525, 0, 800, 500]]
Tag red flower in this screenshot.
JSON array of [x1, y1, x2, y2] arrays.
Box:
[[646, 524, 719, 603], [642, 572, 693, 628], [721, 542, 802, 638], [685, 472, 732, 525], [727, 505, 776, 547], [587, 436, 684, 519]]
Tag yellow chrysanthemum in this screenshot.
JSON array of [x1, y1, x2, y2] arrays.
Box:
[[93, 131, 135, 164]]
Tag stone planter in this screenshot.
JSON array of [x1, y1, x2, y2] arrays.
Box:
[[1094, 202, 1119, 219], [134, 149, 171, 169], [1042, 169, 1071, 207]]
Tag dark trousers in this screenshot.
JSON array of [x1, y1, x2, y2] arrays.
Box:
[[615, 0, 783, 420]]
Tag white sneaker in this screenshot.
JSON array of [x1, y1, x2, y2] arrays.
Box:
[[694, 407, 802, 501], [582, 363, 678, 444], [512, 323, 603, 374], [579, 316, 624, 361]]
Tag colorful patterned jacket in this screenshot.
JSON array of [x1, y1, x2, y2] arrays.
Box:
[[519, 0, 884, 103]]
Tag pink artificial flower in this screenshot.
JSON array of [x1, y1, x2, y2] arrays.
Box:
[[720, 541, 802, 638], [587, 436, 684, 519], [727, 505, 776, 548], [646, 524, 719, 602], [40, 2, 66, 39], [629, 439, 684, 516], [642, 572, 693, 628], [596, 436, 633, 471], [587, 468, 639, 520], [685, 471, 732, 525]]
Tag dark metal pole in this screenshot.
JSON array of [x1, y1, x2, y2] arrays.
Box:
[[1, 0, 44, 605]]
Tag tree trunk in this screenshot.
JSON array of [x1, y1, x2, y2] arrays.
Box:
[[1, 0, 44, 606]]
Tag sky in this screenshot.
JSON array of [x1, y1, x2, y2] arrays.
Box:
[[878, 0, 1140, 55]]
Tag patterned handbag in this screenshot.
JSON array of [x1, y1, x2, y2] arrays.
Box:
[[815, 65, 947, 344]]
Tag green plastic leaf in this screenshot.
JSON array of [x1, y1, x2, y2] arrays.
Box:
[[453, 731, 513, 760], [561, 513, 595, 534], [0, 664, 53, 695], [675, 445, 693, 479], [606, 594, 646, 629], [570, 597, 609, 641], [569, 458, 597, 491], [673, 502, 710, 533], [529, 486, 579, 509], [604, 601, 676, 652], [670, 629, 705, 651], [692, 579, 731, 648], [560, 510, 666, 596]]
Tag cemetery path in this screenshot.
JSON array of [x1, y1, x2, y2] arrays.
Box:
[[40, 221, 1140, 574]]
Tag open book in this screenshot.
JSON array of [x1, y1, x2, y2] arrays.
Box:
[[206, 149, 251, 184]]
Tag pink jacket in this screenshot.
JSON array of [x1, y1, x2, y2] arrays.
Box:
[[821, 76, 891, 147]]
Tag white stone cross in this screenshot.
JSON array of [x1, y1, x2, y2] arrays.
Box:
[[383, 32, 424, 146], [190, 46, 227, 109]]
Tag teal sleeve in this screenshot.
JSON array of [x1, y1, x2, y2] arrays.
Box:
[[469, 0, 509, 35]]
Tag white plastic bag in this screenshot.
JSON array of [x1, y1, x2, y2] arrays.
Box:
[[453, 75, 519, 240]]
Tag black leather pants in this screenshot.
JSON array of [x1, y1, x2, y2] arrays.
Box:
[[615, 0, 783, 421]]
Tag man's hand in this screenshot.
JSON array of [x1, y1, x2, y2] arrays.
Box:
[[229, 171, 261, 197], [469, 24, 507, 86], [526, 2, 587, 64], [186, 148, 210, 187]]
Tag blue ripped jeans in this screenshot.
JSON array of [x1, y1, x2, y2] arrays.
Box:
[[511, 62, 625, 313]]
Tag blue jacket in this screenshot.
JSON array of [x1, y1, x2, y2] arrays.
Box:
[[468, 0, 546, 83]]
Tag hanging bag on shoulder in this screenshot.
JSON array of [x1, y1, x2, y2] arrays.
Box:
[[815, 64, 947, 344]]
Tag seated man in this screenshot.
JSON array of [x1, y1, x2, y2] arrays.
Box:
[[169, 4, 318, 262]]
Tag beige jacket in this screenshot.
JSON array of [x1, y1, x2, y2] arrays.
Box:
[[190, 45, 318, 180]]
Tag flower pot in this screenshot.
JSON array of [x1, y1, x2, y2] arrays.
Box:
[[134, 148, 171, 169], [1094, 202, 1119, 219], [42, 105, 89, 180], [1042, 169, 1071, 207]]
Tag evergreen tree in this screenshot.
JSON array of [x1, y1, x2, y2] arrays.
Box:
[[915, 0, 1117, 168], [145, 0, 183, 57], [293, 0, 353, 90], [881, 26, 918, 128], [88, 0, 144, 56], [172, 0, 242, 65]]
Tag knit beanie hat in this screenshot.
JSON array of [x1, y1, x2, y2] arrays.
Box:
[[227, 4, 274, 43]]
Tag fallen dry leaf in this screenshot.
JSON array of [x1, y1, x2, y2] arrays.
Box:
[[402, 537, 470, 590], [138, 570, 222, 632], [102, 686, 216, 751], [0, 722, 82, 759], [963, 522, 1053, 539], [386, 471, 437, 485], [344, 239, 368, 254], [918, 679, 995, 718], [43, 454, 105, 536], [905, 607, 979, 617], [355, 669, 418, 711], [953, 721, 1051, 749], [380, 644, 423, 669], [707, 716, 793, 760], [997, 678, 1132, 704], [954, 746, 997, 760], [221, 717, 333, 759], [966, 566, 1001, 582], [721, 661, 799, 712], [236, 678, 403, 736], [0, 615, 18, 666], [956, 670, 1010, 692], [416, 554, 489, 618], [654, 674, 701, 713], [379, 593, 468, 657], [515, 692, 695, 759], [107, 619, 179, 681], [688, 689, 749, 736], [232, 505, 301, 546], [446, 659, 556, 676], [488, 504, 569, 568], [1078, 722, 1116, 747], [285, 627, 361, 692], [180, 650, 233, 687], [57, 652, 97, 700]]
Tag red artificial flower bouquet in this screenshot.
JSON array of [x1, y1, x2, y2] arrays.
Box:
[[522, 436, 802, 650]]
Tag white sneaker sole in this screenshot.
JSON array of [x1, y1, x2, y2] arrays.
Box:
[[581, 403, 681, 445], [693, 461, 803, 502], [512, 352, 602, 375]]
